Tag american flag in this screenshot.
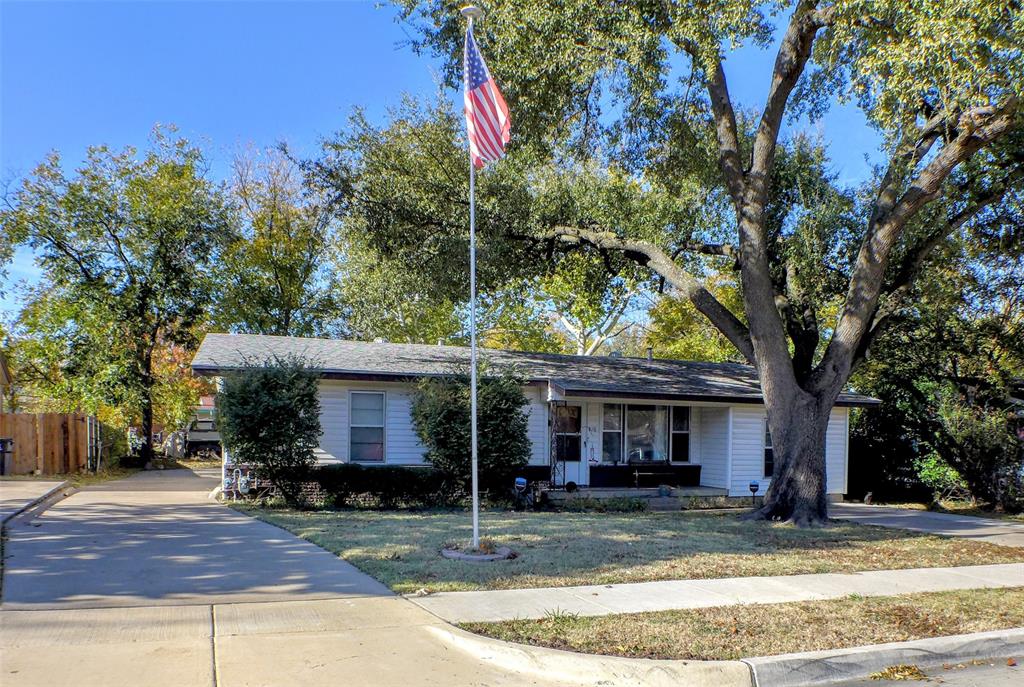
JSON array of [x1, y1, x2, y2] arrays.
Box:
[[463, 26, 510, 169]]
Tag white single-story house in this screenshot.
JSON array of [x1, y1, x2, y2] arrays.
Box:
[[191, 333, 878, 499]]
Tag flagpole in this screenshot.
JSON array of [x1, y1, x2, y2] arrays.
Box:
[[462, 5, 483, 550]]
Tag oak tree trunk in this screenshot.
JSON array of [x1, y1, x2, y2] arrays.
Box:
[[747, 391, 833, 526]]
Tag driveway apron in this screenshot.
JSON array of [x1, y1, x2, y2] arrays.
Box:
[[0, 470, 557, 687]]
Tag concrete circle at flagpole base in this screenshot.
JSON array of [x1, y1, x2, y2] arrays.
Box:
[[441, 546, 517, 562]]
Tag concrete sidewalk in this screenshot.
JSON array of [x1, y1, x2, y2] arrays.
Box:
[[0, 478, 67, 523], [409, 563, 1024, 622], [830, 503, 1024, 547]]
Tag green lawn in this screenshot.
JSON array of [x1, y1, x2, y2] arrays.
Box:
[[239, 507, 1024, 593], [461, 587, 1024, 660]]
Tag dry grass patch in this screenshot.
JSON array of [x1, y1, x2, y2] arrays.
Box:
[[239, 507, 1024, 593], [462, 588, 1024, 661]]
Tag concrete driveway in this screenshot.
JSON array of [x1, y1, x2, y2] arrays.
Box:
[[0, 470, 562, 687], [831, 503, 1024, 548]]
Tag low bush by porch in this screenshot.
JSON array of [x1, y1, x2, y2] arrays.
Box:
[[237, 507, 1024, 594]]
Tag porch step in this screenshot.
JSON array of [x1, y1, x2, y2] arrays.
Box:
[[648, 496, 683, 511]]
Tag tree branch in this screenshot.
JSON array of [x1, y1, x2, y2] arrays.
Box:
[[544, 225, 754, 362], [819, 98, 1021, 386]]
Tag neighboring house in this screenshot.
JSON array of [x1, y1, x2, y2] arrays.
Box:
[[191, 333, 878, 499]]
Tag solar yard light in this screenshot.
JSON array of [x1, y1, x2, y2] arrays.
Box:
[[749, 481, 759, 507]]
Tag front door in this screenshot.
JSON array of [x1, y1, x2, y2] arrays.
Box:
[[553, 403, 586, 487]]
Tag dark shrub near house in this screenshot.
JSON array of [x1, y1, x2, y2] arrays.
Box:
[[217, 355, 322, 507], [314, 463, 461, 508], [411, 368, 531, 495]]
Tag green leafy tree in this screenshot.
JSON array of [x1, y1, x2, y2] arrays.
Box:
[[370, 1, 1024, 524], [539, 251, 646, 355], [336, 236, 465, 344], [1, 131, 231, 462], [217, 356, 322, 507], [214, 150, 342, 336], [410, 367, 531, 493], [645, 276, 746, 362], [851, 217, 1024, 510]]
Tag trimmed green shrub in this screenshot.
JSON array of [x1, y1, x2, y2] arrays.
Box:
[[314, 464, 461, 508], [217, 355, 322, 507], [410, 367, 531, 494]]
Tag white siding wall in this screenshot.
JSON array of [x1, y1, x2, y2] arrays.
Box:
[[728, 404, 850, 496], [825, 407, 849, 494], [687, 407, 702, 464], [698, 407, 730, 488], [317, 380, 548, 465], [315, 379, 851, 490], [317, 382, 349, 461], [525, 386, 549, 466], [729, 406, 768, 496], [384, 388, 427, 464], [315, 381, 425, 464]]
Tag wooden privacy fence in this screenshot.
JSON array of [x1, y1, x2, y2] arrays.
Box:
[[0, 413, 99, 475]]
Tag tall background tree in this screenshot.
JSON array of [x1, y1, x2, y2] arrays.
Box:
[[1, 132, 231, 462], [213, 149, 342, 337], [363, 0, 1023, 524]]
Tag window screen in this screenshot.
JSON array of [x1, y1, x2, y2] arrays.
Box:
[[351, 392, 385, 462]]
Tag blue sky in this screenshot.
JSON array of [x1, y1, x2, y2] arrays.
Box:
[[1, 0, 881, 315]]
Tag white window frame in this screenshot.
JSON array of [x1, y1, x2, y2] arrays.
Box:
[[349, 390, 386, 463], [624, 403, 670, 463], [763, 418, 774, 478], [669, 406, 691, 464], [600, 403, 624, 464]]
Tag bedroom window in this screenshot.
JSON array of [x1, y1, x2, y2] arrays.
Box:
[[350, 391, 385, 462], [670, 407, 690, 462], [601, 404, 623, 463], [763, 422, 774, 477]]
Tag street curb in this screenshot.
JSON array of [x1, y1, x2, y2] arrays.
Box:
[[741, 627, 1024, 686], [425, 623, 753, 687], [1, 480, 71, 526]]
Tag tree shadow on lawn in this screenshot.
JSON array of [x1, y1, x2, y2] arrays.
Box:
[[249, 508, 1024, 593]]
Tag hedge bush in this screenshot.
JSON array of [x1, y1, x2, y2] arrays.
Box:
[[314, 463, 462, 508], [410, 367, 531, 494], [217, 355, 322, 507]]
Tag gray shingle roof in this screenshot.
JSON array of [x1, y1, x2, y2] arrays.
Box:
[[191, 333, 879, 407]]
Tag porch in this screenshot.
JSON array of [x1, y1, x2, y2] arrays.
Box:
[[544, 398, 734, 493]]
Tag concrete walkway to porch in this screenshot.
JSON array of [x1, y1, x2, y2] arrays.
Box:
[[408, 562, 1024, 623]]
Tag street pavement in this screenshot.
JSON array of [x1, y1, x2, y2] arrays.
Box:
[[2, 471, 1019, 687], [831, 503, 1024, 548]]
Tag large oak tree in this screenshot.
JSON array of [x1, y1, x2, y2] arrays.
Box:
[[377, 0, 1022, 525]]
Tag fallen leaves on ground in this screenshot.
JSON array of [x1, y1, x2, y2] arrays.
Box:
[[869, 664, 928, 681]]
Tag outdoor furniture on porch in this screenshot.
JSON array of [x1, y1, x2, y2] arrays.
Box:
[[588, 463, 702, 488]]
